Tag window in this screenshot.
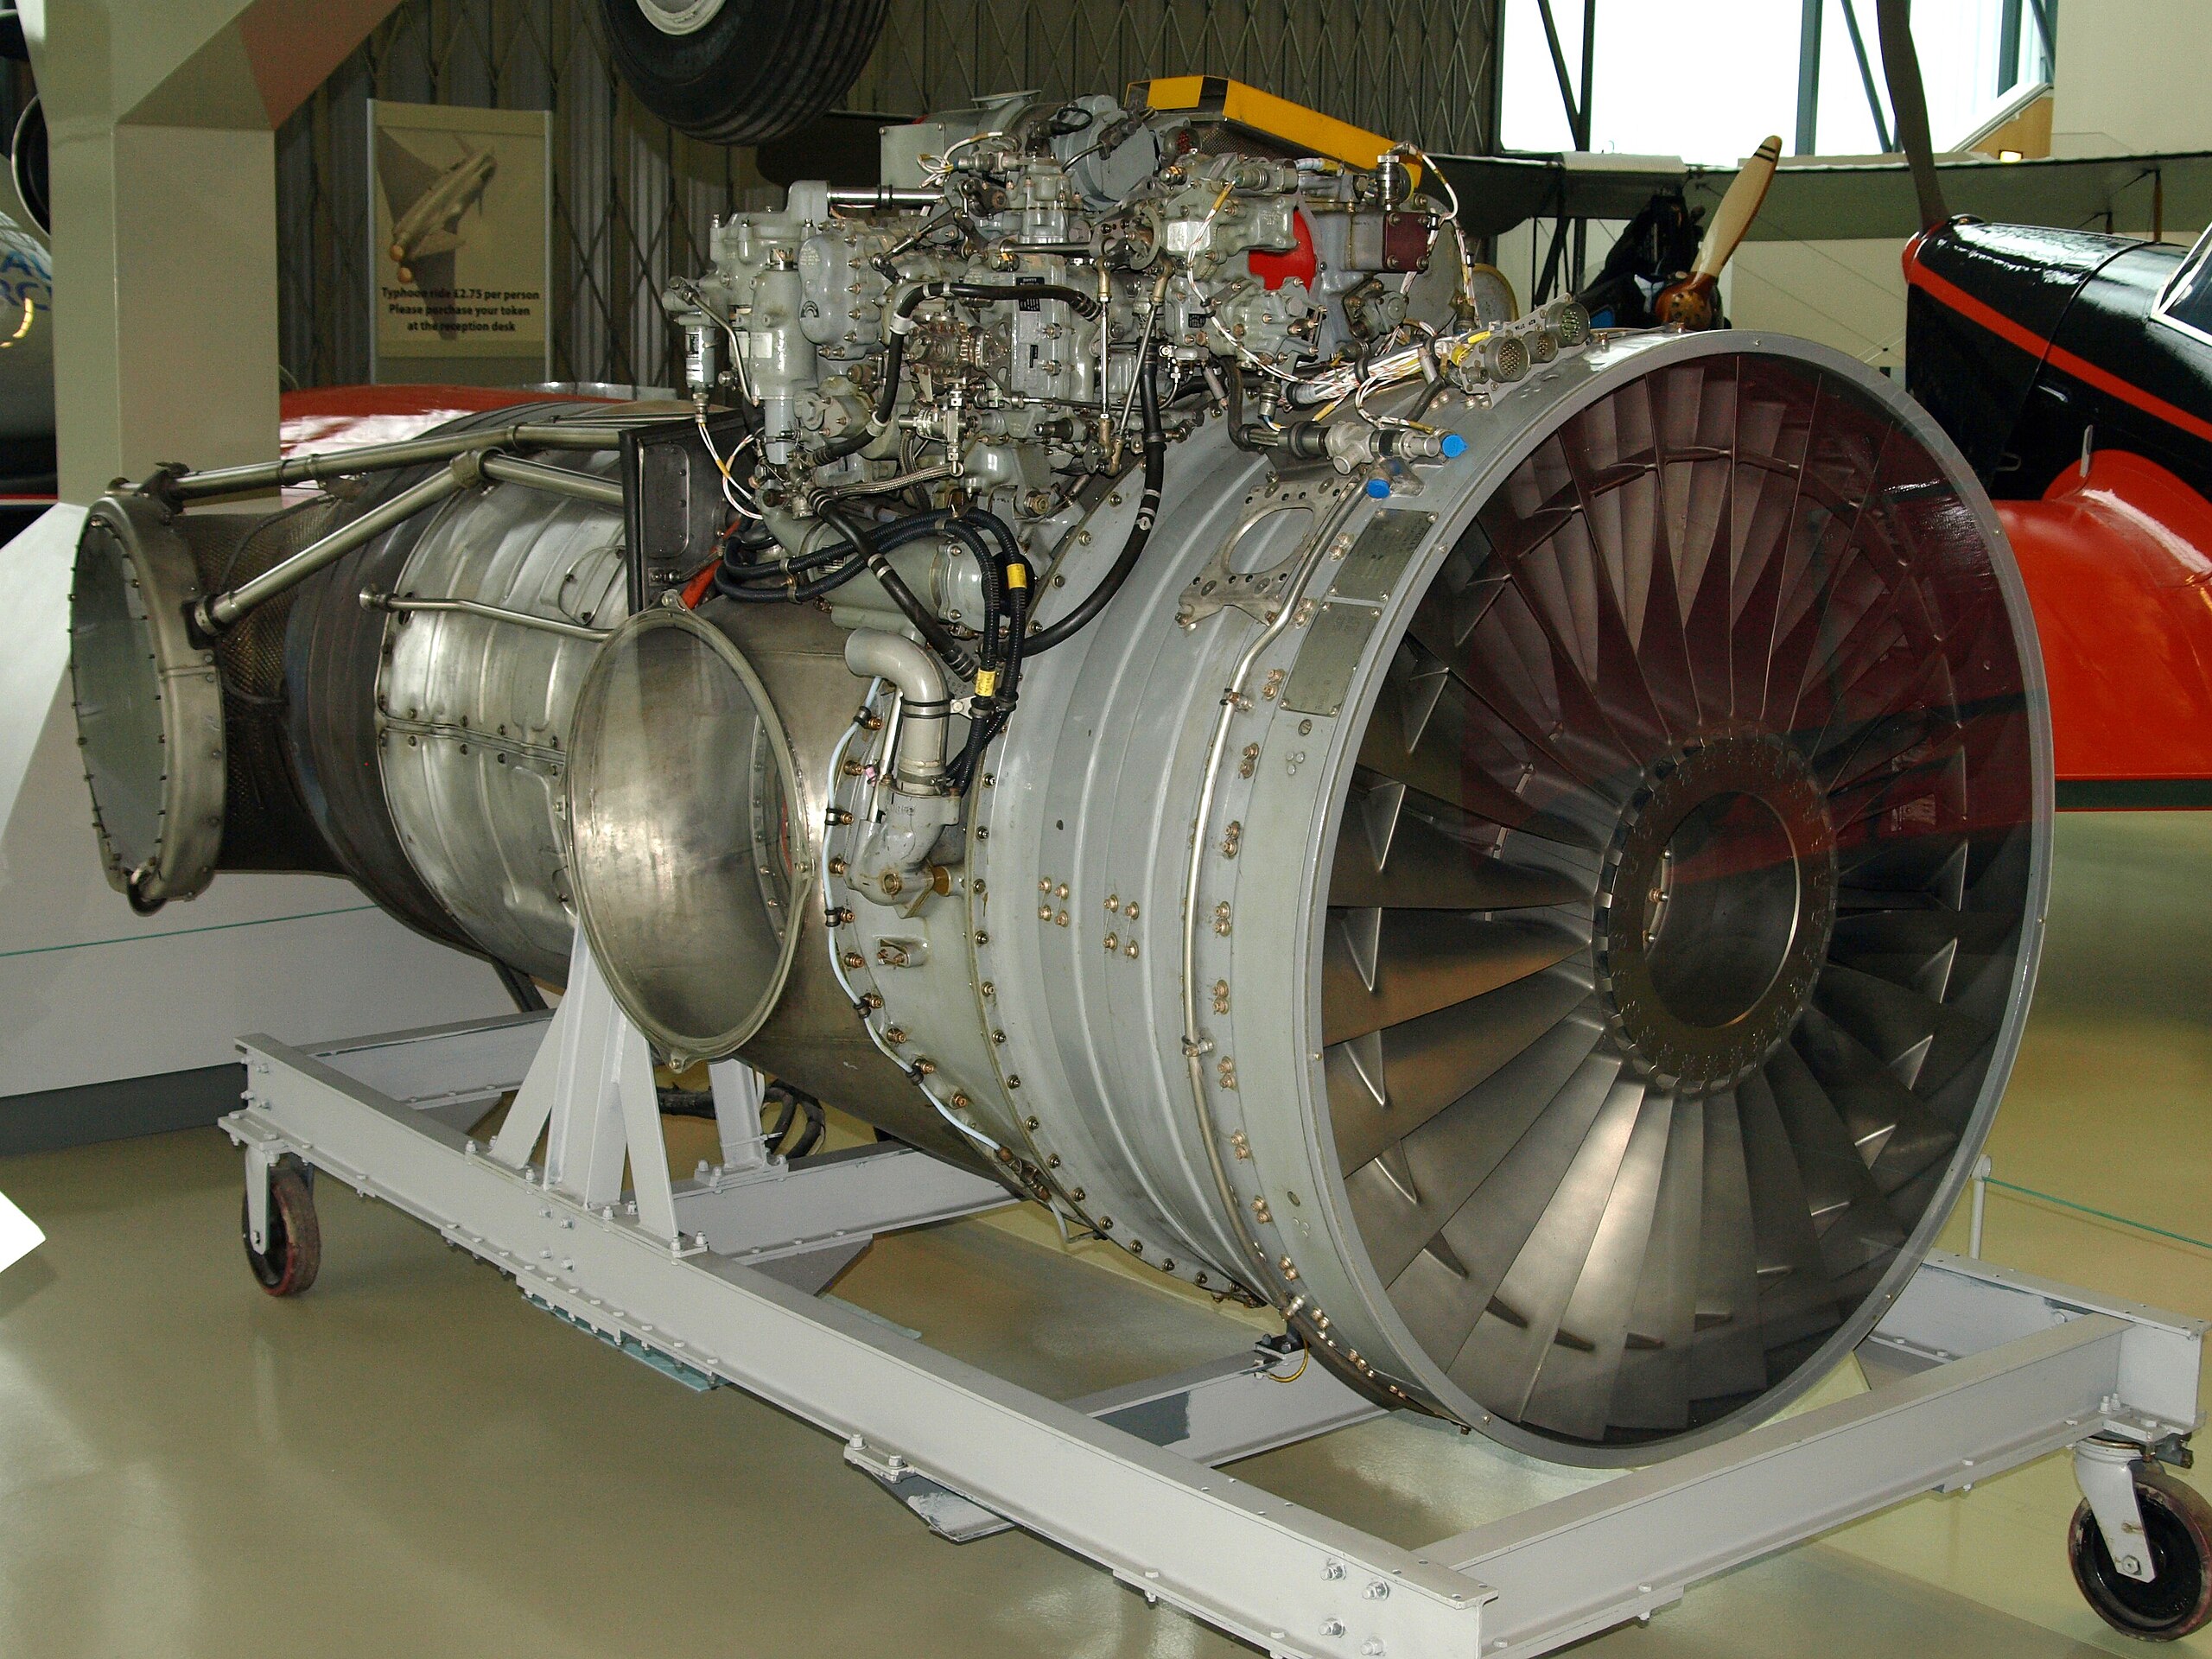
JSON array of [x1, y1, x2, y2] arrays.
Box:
[[1499, 0, 2057, 164], [2152, 225, 2212, 348]]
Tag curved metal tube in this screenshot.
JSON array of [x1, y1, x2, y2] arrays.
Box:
[[1175, 484, 1364, 1316], [842, 627, 948, 788]]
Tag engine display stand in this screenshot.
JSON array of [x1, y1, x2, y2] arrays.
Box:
[[223, 938, 2209, 1656]]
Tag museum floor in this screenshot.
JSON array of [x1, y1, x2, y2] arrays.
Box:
[[0, 976, 2207, 1659], [0, 791, 2205, 1659]]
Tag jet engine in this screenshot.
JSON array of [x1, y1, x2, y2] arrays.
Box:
[[67, 86, 2049, 1463]]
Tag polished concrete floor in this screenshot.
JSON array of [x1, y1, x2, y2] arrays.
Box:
[[2, 814, 2208, 1657]]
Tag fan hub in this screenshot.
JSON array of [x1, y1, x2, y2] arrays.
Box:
[[1596, 735, 1836, 1094]]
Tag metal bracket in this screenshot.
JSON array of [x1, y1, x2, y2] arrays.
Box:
[[850, 1340, 1385, 1542], [243, 1138, 272, 1253], [2075, 1438, 2154, 1581], [490, 930, 677, 1241], [1178, 477, 1352, 627]]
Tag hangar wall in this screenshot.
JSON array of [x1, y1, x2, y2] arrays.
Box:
[[274, 0, 1502, 392], [1733, 0, 2212, 371]]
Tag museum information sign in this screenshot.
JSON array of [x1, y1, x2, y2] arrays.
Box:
[[368, 100, 550, 384]]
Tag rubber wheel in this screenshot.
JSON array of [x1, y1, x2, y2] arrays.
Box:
[[240, 1162, 321, 1297], [599, 0, 890, 145], [2069, 1467, 2212, 1640], [11, 96, 47, 235]]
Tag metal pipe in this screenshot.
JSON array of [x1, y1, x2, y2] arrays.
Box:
[[478, 453, 626, 508], [358, 589, 613, 643], [197, 461, 468, 633], [842, 628, 948, 789], [825, 186, 942, 210], [165, 418, 675, 502], [815, 461, 961, 501], [1176, 483, 1366, 1306]]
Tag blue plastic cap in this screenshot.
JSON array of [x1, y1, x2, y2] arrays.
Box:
[[1364, 477, 1392, 499], [1440, 433, 1467, 458]]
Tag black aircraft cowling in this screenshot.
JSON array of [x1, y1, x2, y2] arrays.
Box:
[[1906, 219, 2212, 502]]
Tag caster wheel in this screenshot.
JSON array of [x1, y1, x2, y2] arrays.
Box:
[[241, 1160, 320, 1297], [2069, 1466, 2212, 1640]]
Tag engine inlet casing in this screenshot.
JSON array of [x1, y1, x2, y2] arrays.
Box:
[[566, 331, 2050, 1462]]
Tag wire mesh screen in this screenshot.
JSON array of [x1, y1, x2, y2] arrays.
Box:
[[277, 0, 1498, 391], [851, 1, 1501, 153], [277, 1, 779, 392]]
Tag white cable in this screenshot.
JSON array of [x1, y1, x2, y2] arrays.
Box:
[[820, 683, 1013, 1163], [695, 410, 761, 520], [919, 129, 1005, 187]]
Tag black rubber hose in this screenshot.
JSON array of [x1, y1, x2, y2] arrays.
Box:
[[492, 961, 547, 1014], [764, 1085, 801, 1155], [714, 553, 868, 602], [657, 1087, 718, 1120], [812, 280, 938, 464], [783, 1089, 827, 1160], [941, 516, 1002, 679], [960, 508, 1028, 687], [721, 538, 855, 580], [948, 513, 1031, 793], [945, 280, 1103, 319], [1025, 343, 1162, 655], [819, 500, 976, 676], [814, 281, 1101, 467], [715, 505, 960, 603]]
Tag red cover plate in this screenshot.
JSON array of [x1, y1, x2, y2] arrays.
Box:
[[1247, 210, 1317, 292], [278, 384, 607, 456]]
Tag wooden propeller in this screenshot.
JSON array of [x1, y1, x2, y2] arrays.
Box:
[[1652, 135, 1782, 331]]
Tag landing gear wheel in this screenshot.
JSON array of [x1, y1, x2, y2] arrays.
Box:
[[599, 0, 889, 145], [241, 1160, 321, 1297], [2069, 1467, 2212, 1640]]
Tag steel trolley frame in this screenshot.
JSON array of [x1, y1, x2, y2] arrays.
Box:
[[225, 938, 2208, 1658]]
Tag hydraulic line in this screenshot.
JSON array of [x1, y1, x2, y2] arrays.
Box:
[[713, 506, 950, 604], [476, 453, 626, 508], [949, 509, 1033, 791], [941, 515, 1004, 684], [820, 500, 976, 677], [194, 459, 470, 634], [945, 280, 1103, 317], [810, 281, 934, 465], [1025, 341, 1162, 655]]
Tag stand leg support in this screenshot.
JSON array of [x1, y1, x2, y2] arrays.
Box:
[[243, 1140, 272, 1253], [2075, 1438, 2154, 1581]]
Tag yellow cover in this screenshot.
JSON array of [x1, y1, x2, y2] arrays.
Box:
[[1135, 77, 1419, 185]]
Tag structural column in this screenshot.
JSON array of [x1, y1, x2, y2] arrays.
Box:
[[22, 0, 401, 501]]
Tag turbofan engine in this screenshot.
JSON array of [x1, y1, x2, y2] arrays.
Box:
[[67, 86, 2048, 1462]]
